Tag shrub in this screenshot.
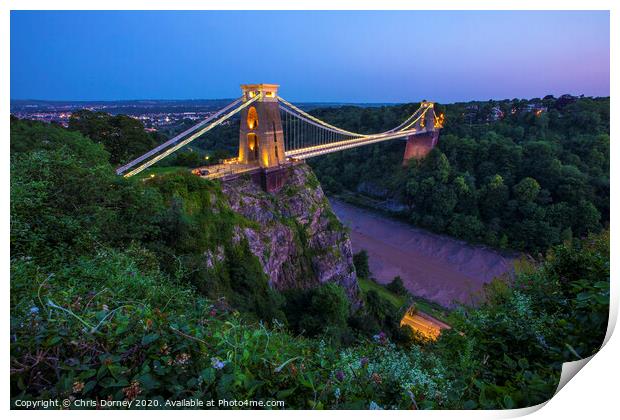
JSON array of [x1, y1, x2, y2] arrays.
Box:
[[353, 250, 370, 279], [386, 276, 409, 297]]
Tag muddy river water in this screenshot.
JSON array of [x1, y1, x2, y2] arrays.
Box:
[[330, 199, 517, 308]]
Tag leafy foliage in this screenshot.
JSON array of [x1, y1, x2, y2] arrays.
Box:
[[353, 251, 370, 279], [311, 96, 609, 253], [386, 276, 409, 297], [10, 115, 609, 410], [432, 232, 609, 408], [68, 110, 162, 164]]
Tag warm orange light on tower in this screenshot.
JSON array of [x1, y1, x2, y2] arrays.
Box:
[[434, 113, 445, 128], [247, 106, 258, 129], [262, 149, 270, 167]]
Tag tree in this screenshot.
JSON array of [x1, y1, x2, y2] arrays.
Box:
[[555, 165, 588, 204], [174, 150, 203, 167], [386, 276, 408, 296], [513, 177, 541, 202], [421, 149, 451, 183], [309, 95, 609, 254], [448, 214, 485, 243], [285, 283, 351, 341], [573, 200, 601, 237], [10, 118, 164, 263], [353, 250, 370, 278], [479, 174, 509, 221], [69, 110, 159, 164]]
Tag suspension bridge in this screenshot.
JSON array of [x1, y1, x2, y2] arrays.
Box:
[[116, 84, 443, 191]]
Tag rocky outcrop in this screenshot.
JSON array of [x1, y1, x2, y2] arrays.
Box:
[[221, 163, 361, 306]]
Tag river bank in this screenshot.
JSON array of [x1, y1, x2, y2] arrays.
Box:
[[330, 198, 518, 308]]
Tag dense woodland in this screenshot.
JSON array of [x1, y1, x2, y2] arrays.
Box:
[[311, 95, 609, 253], [10, 94, 609, 409]]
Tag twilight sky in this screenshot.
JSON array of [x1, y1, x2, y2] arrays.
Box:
[[10, 10, 610, 103]]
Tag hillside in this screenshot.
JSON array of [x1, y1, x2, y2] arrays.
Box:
[[310, 95, 609, 254], [10, 116, 609, 409]]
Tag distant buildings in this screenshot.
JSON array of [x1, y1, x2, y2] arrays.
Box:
[[457, 98, 555, 124], [524, 103, 547, 115], [488, 106, 504, 122], [11, 103, 218, 132]]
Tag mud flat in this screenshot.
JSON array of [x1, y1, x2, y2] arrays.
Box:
[[330, 199, 517, 307]]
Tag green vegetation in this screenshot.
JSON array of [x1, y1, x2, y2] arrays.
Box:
[[311, 95, 609, 253], [10, 111, 609, 410], [357, 278, 406, 309], [385, 276, 408, 297], [284, 283, 352, 342], [353, 250, 370, 279], [139, 166, 189, 178], [68, 110, 163, 164], [357, 276, 449, 324], [436, 231, 609, 408], [67, 110, 235, 170]]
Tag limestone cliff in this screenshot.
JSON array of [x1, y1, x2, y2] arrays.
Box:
[[220, 163, 361, 305]]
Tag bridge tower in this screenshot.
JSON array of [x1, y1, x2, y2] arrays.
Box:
[[403, 102, 440, 164], [238, 84, 286, 169]]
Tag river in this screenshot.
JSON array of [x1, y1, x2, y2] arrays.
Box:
[[330, 199, 517, 308]]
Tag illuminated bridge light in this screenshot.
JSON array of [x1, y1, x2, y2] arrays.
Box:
[[399, 307, 451, 341], [116, 85, 442, 179]]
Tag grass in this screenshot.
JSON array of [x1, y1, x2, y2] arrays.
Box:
[[139, 166, 189, 178], [358, 277, 407, 309], [408, 296, 451, 324], [358, 277, 451, 323]]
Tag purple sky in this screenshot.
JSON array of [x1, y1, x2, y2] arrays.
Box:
[[10, 10, 610, 103]]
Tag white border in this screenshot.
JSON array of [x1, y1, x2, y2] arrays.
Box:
[[2, 2, 616, 420]]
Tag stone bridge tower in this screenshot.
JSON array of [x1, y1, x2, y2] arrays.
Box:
[[238, 84, 286, 169]]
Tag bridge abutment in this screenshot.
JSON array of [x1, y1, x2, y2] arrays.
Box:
[[252, 166, 293, 193], [402, 131, 440, 164], [402, 102, 441, 164]]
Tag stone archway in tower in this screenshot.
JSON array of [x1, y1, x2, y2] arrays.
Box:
[[246, 106, 260, 162], [247, 133, 259, 161], [247, 106, 258, 130]]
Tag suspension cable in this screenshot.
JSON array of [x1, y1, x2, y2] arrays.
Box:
[[278, 96, 436, 145], [277, 96, 369, 137], [396, 106, 432, 131], [122, 94, 261, 178], [286, 127, 424, 159], [279, 100, 433, 152], [116, 97, 243, 175], [385, 107, 425, 133]]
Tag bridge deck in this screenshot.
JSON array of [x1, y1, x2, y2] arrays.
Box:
[[195, 159, 302, 181], [285, 128, 430, 160]]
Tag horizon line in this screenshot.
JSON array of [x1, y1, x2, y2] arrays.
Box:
[[9, 93, 609, 106]]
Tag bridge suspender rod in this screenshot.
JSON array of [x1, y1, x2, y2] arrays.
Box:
[[116, 97, 243, 176], [279, 104, 366, 138], [286, 126, 425, 157], [286, 127, 424, 160], [398, 106, 431, 131], [386, 108, 425, 133], [277, 96, 367, 137], [278, 95, 430, 139], [122, 94, 261, 178]]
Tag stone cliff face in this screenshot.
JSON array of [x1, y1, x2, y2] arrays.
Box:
[[220, 163, 361, 305]]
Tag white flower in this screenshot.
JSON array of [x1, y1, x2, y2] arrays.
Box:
[[369, 401, 383, 410], [211, 357, 226, 370]]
